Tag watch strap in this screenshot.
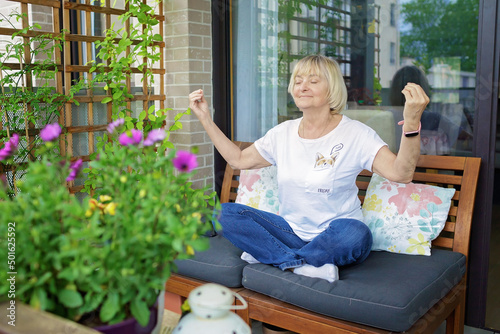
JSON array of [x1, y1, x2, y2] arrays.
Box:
[[398, 120, 421, 137]]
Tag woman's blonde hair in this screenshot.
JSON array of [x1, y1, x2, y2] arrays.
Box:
[[288, 55, 347, 114]]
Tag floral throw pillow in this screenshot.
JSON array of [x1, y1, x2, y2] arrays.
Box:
[[362, 173, 455, 256], [235, 166, 279, 214]]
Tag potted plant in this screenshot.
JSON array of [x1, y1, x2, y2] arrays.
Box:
[[0, 121, 219, 332]]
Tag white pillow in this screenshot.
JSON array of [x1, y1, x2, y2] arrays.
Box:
[[235, 166, 279, 214], [362, 173, 455, 256]]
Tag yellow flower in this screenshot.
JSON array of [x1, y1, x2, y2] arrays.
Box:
[[103, 202, 117, 216], [99, 195, 112, 202], [410, 193, 421, 202], [174, 203, 181, 213], [186, 245, 195, 256], [86, 198, 99, 217]]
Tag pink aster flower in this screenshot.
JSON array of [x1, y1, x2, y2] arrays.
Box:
[[143, 129, 167, 146], [173, 150, 198, 173], [119, 129, 143, 146], [66, 159, 83, 182], [0, 134, 20, 161], [107, 118, 125, 134], [40, 123, 62, 142]]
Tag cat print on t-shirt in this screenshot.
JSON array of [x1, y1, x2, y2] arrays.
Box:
[[307, 143, 344, 195]]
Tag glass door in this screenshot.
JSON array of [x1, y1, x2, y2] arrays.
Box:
[[231, 0, 478, 160]]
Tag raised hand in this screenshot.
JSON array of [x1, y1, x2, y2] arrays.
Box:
[[189, 89, 211, 122], [401, 83, 430, 131]]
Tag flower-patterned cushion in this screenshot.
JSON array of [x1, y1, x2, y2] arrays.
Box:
[[362, 173, 455, 255], [235, 166, 279, 214]]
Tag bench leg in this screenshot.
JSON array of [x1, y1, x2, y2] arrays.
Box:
[[446, 288, 466, 334]]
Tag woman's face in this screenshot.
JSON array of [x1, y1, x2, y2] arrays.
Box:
[[292, 73, 330, 112]]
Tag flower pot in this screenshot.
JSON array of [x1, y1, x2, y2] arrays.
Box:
[[262, 323, 297, 334], [94, 299, 160, 334]]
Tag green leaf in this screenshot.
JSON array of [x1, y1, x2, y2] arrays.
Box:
[[58, 289, 84, 308], [101, 97, 112, 104], [130, 298, 150, 327], [113, 90, 123, 100], [30, 288, 48, 310], [100, 292, 120, 323], [139, 110, 147, 121]]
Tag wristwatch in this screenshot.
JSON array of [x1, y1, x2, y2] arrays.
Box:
[[398, 120, 421, 137]]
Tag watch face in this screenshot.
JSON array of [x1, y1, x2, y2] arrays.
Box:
[[404, 131, 420, 137]]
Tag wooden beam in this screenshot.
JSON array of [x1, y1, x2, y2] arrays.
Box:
[[6, 0, 61, 8]]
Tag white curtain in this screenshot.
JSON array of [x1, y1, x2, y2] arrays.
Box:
[[233, 0, 279, 141]]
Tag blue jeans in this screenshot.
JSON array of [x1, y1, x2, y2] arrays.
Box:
[[217, 203, 373, 270]]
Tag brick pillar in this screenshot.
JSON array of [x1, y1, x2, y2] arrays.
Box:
[[165, 0, 214, 189]]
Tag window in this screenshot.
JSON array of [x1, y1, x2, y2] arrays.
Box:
[[390, 3, 396, 27], [230, 0, 477, 157], [390, 42, 396, 65], [231, 0, 353, 141]]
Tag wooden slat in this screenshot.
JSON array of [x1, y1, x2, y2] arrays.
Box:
[[65, 64, 165, 74], [7, 0, 61, 8], [412, 172, 463, 185], [416, 155, 466, 171], [443, 221, 456, 233], [0, 27, 60, 38], [449, 205, 458, 217], [65, 124, 108, 134], [241, 290, 388, 334], [64, 1, 165, 21], [432, 236, 454, 249]]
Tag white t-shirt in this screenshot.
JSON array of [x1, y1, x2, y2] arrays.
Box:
[[254, 115, 387, 241]]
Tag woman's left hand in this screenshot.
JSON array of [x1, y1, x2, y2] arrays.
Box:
[[401, 83, 430, 131]]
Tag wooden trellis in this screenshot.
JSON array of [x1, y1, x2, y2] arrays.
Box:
[[0, 0, 166, 194]]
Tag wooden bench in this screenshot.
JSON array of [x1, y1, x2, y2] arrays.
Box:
[[166, 141, 481, 333]]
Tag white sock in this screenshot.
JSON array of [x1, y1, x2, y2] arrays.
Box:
[[241, 251, 260, 264], [293, 263, 339, 283]]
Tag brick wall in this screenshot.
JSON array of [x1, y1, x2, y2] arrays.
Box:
[[165, 0, 214, 190]]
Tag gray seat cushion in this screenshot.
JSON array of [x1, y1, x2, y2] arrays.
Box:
[[174, 234, 247, 287], [242, 249, 466, 332]]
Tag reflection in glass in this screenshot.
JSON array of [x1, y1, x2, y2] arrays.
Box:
[[231, 0, 477, 157]]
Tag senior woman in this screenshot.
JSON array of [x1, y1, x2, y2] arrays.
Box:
[[189, 54, 429, 282]]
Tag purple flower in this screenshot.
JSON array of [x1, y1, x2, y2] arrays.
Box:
[[66, 159, 83, 182], [173, 150, 198, 173], [0, 134, 19, 161], [143, 129, 167, 146], [107, 118, 125, 134], [40, 123, 62, 142], [119, 129, 143, 146]]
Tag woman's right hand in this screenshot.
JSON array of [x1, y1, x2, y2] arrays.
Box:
[[189, 89, 211, 122]]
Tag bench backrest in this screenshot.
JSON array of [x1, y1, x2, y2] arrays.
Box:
[[220, 141, 481, 261]]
